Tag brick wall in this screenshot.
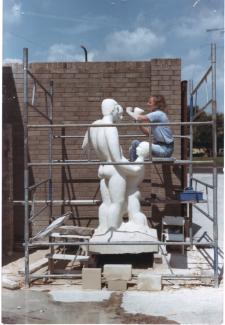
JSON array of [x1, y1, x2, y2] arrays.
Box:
[[3, 59, 183, 243]]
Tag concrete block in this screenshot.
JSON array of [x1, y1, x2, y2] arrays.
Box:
[[137, 272, 162, 291], [2, 277, 20, 290], [108, 280, 127, 291], [103, 264, 132, 281], [82, 268, 101, 290]]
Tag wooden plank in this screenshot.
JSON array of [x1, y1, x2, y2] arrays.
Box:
[[50, 232, 91, 239], [56, 225, 94, 237], [165, 234, 184, 241], [46, 253, 89, 261], [31, 212, 72, 241], [162, 216, 185, 226], [18, 257, 48, 275]]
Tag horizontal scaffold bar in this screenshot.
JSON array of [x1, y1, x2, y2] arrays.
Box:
[[27, 241, 215, 247], [27, 160, 214, 166], [30, 274, 82, 279], [13, 199, 207, 205], [52, 134, 190, 139], [29, 274, 214, 280], [13, 199, 100, 205], [27, 121, 213, 128]]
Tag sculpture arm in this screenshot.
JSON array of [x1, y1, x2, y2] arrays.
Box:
[[126, 107, 145, 120], [120, 157, 143, 175], [105, 127, 142, 176], [105, 127, 123, 161]]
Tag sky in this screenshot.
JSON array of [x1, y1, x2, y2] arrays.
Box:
[[3, 0, 224, 111]]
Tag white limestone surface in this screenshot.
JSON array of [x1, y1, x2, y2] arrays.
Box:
[[89, 221, 158, 254], [122, 287, 223, 324], [49, 290, 111, 303]]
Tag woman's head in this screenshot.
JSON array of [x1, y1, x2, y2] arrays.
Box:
[[147, 95, 167, 112]]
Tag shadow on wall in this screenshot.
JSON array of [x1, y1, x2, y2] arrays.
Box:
[[3, 66, 34, 249]]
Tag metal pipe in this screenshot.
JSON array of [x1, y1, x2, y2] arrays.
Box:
[[14, 199, 100, 205], [27, 121, 214, 128], [191, 66, 212, 95], [189, 93, 193, 188], [193, 99, 213, 121], [80, 45, 88, 62], [53, 134, 190, 139], [48, 80, 54, 274], [191, 177, 214, 189], [211, 43, 219, 288], [28, 159, 214, 166], [23, 48, 30, 288], [27, 240, 215, 247], [29, 204, 49, 222], [28, 178, 50, 191], [30, 274, 82, 279], [27, 70, 52, 97], [13, 198, 207, 206], [28, 103, 51, 122], [193, 205, 214, 222]]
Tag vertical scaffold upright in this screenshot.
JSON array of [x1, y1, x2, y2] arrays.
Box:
[[189, 43, 218, 287], [21, 44, 219, 287]]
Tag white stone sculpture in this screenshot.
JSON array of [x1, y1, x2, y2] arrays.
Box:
[[123, 141, 150, 227], [82, 99, 158, 254], [82, 98, 127, 234]]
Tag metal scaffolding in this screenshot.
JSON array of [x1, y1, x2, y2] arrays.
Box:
[[20, 44, 219, 287]]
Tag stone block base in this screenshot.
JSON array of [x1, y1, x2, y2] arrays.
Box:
[[108, 280, 127, 291], [137, 272, 162, 291], [82, 268, 102, 290], [89, 222, 158, 254], [104, 264, 132, 281]]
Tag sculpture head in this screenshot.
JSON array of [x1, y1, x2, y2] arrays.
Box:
[[136, 141, 149, 159], [101, 98, 123, 122]]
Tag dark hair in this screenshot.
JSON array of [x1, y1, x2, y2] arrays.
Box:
[[151, 95, 167, 113]]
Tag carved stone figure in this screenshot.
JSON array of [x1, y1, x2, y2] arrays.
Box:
[[82, 99, 158, 254], [82, 98, 127, 234]]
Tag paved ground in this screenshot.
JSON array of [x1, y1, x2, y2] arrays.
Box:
[[2, 285, 224, 324], [2, 172, 224, 324]]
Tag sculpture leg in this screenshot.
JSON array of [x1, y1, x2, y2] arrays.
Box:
[[108, 172, 126, 229], [95, 178, 111, 234], [128, 191, 148, 226]]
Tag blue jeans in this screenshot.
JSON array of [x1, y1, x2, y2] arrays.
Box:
[[129, 140, 174, 161]]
